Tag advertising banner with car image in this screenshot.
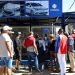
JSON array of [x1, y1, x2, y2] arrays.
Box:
[[0, 0, 62, 18], [25, 0, 49, 17], [0, 0, 25, 18], [25, 0, 62, 17]]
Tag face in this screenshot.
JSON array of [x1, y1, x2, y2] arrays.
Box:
[[7, 30, 13, 34], [19, 34, 21, 37], [44, 37, 47, 40]]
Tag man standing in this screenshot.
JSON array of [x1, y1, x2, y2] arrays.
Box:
[[14, 32, 22, 70], [0, 25, 14, 75], [22, 31, 40, 72], [55, 28, 68, 75], [68, 30, 75, 72], [68, 34, 75, 72]]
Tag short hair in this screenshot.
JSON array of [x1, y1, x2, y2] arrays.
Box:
[[29, 31, 33, 35], [49, 34, 54, 38], [58, 28, 64, 34]]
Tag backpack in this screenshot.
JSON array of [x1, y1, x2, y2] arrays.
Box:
[[68, 35, 75, 52], [71, 34, 75, 50]]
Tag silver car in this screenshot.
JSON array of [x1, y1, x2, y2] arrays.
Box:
[[2, 3, 20, 17], [26, 2, 48, 16]]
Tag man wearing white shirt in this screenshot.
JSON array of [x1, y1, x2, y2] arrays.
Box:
[[0, 25, 14, 75]]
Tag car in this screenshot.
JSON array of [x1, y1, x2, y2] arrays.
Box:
[[26, 2, 48, 16], [2, 3, 21, 17]]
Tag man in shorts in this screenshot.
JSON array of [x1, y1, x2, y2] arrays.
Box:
[[0, 25, 14, 75], [14, 32, 22, 70]]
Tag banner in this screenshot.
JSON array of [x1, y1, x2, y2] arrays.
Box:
[[0, 1, 25, 18], [25, 0, 49, 17], [49, 0, 62, 17]]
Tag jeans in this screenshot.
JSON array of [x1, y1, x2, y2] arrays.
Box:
[[27, 52, 39, 70]]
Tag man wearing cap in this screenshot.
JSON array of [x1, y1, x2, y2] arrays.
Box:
[[14, 32, 22, 70], [0, 25, 14, 75]]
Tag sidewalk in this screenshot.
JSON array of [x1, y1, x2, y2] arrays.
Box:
[[12, 64, 75, 75]]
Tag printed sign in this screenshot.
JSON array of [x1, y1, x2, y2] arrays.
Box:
[[49, 0, 62, 17]]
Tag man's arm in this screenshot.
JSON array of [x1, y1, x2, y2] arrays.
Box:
[[55, 36, 60, 53], [22, 39, 26, 48], [5, 41, 13, 58]]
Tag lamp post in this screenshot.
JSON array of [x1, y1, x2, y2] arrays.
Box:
[[52, 23, 54, 34]]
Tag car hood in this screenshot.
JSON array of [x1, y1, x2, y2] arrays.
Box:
[[3, 3, 20, 11]]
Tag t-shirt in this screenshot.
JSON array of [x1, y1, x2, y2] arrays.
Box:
[[23, 35, 35, 48], [48, 40, 55, 52], [68, 35, 75, 52], [16, 37, 22, 50], [0, 33, 14, 57], [55, 34, 68, 54]]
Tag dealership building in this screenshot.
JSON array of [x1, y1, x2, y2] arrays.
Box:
[[0, 0, 75, 59]]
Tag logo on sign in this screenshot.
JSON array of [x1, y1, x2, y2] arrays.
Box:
[[50, 3, 59, 11], [52, 4, 57, 9]]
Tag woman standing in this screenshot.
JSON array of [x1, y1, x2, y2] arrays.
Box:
[[48, 34, 56, 71]]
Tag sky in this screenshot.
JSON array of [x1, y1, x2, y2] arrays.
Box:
[[62, 0, 75, 12]]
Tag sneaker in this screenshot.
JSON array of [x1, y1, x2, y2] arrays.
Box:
[[36, 69, 41, 72], [15, 67, 19, 70], [71, 70, 75, 73], [41, 64, 44, 71], [59, 73, 65, 75]]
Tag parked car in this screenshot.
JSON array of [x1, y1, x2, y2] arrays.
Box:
[[26, 2, 48, 16], [2, 3, 21, 17]]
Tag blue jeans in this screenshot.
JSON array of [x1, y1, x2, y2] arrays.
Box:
[[27, 52, 39, 70]]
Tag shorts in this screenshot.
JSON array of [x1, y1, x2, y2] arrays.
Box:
[[0, 57, 13, 68], [14, 49, 20, 60]]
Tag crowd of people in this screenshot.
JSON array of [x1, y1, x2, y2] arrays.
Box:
[[0, 25, 75, 75]]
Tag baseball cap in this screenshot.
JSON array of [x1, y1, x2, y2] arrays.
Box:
[[18, 32, 21, 35], [73, 29, 75, 33], [3, 25, 12, 31]]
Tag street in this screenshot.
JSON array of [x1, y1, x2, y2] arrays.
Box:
[[12, 64, 75, 75]]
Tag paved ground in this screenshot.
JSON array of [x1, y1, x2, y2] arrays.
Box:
[[12, 64, 75, 75]]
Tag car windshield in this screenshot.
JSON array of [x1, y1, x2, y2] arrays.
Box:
[[26, 3, 42, 6]]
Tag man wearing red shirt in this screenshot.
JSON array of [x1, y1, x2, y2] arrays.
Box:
[[22, 31, 40, 72], [55, 29, 68, 75]]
